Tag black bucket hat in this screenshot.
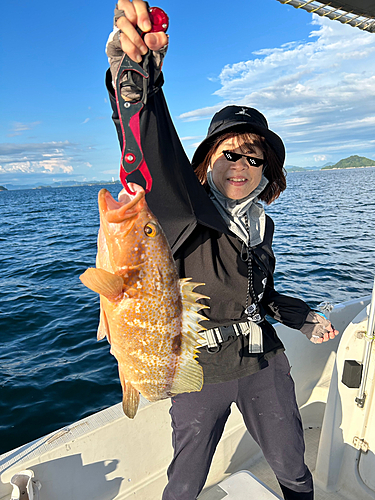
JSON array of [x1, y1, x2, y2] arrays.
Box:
[[191, 105, 285, 168]]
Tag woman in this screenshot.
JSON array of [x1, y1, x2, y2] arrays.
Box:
[[106, 2, 339, 499]]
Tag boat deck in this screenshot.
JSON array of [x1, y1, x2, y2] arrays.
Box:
[[200, 428, 346, 500]]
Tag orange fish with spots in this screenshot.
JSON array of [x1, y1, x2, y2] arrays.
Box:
[[80, 183, 207, 418]]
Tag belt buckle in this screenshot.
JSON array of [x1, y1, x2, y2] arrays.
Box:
[[219, 324, 235, 342]]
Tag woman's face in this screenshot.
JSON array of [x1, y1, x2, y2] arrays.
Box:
[[210, 136, 264, 200]]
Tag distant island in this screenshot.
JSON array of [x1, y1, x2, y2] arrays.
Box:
[[285, 165, 309, 172], [0, 185, 8, 191], [286, 155, 375, 172], [321, 155, 375, 170], [3, 180, 122, 191], [32, 180, 122, 189]]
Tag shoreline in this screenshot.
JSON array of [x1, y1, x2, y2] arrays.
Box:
[[321, 165, 375, 171]]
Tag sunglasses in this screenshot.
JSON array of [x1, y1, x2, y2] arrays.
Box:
[[222, 150, 264, 168]]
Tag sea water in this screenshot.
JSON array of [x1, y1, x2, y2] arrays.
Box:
[[1, 168, 374, 454]]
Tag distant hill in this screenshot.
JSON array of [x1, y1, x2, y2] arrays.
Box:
[[285, 165, 322, 172], [322, 155, 375, 170], [285, 165, 307, 172], [0, 186, 8, 191]]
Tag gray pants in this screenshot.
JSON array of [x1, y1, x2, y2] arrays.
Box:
[[162, 353, 313, 500]]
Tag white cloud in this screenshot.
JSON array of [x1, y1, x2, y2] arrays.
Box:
[[0, 142, 74, 175], [181, 136, 205, 150], [0, 160, 73, 175], [179, 16, 375, 165], [8, 121, 41, 137], [314, 155, 327, 162], [180, 136, 203, 141]]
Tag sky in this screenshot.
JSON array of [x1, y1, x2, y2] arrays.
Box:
[[1, 0, 375, 187]]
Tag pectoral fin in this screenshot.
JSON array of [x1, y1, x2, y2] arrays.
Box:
[[80, 268, 124, 300]]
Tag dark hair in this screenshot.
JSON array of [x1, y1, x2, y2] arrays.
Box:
[[193, 127, 286, 204]]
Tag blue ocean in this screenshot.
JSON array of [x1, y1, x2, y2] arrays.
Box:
[[1, 167, 374, 455]]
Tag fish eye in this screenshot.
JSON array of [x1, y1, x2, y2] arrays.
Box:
[[144, 222, 160, 238]]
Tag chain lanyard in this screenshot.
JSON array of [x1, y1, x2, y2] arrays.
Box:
[[242, 215, 262, 323]]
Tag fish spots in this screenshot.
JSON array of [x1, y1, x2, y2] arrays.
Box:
[[87, 186, 204, 416]]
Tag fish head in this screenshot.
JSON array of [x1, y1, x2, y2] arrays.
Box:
[[97, 183, 168, 276]]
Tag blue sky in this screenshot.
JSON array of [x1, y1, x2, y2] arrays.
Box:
[[1, 0, 375, 187]]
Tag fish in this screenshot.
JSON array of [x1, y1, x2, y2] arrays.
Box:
[[79, 183, 207, 418]]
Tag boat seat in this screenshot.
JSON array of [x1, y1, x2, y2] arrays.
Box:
[[199, 471, 282, 500]]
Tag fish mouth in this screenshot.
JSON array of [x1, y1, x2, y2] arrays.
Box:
[[99, 183, 146, 223]]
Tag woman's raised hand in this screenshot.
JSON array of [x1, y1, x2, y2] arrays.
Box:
[[116, 0, 168, 62]]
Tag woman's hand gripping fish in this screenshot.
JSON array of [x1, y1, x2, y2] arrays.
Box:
[[80, 184, 207, 418]]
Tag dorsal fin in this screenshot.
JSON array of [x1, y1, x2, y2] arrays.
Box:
[[169, 279, 210, 396], [180, 278, 209, 339]]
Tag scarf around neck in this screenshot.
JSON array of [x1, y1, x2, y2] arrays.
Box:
[[207, 171, 269, 247]]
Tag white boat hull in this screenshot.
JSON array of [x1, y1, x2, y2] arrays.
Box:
[[0, 296, 372, 500]]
